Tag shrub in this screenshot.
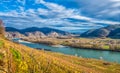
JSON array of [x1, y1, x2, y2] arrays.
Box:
[[102, 45, 110, 49], [10, 48, 22, 62], [0, 52, 4, 59], [0, 40, 4, 48]]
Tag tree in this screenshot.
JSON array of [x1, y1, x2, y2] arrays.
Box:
[[0, 20, 5, 36]]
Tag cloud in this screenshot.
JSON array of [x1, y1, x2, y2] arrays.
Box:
[[76, 0, 120, 21], [17, 0, 26, 5], [0, 0, 120, 33]]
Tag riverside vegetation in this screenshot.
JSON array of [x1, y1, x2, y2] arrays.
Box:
[[22, 37, 120, 51]]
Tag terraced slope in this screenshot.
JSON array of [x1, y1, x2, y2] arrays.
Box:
[[0, 37, 120, 73]]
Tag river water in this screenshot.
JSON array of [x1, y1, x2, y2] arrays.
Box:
[[13, 38, 120, 63]]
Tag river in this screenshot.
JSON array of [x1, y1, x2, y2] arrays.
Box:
[[13, 38, 120, 63]]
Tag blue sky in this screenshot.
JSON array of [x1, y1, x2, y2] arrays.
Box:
[[0, 0, 120, 33]]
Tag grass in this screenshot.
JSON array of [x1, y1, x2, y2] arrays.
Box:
[[102, 45, 110, 49], [0, 37, 120, 73], [0, 53, 4, 59], [10, 48, 22, 61], [0, 40, 4, 48]]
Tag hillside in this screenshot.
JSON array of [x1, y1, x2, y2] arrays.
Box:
[[108, 28, 120, 38], [81, 24, 120, 38], [1, 36, 120, 73]]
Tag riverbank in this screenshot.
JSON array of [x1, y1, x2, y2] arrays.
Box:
[[65, 44, 120, 52], [21, 37, 120, 52]]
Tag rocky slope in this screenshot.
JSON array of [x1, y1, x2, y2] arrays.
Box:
[[5, 32, 26, 39], [108, 28, 120, 38], [81, 24, 120, 38]]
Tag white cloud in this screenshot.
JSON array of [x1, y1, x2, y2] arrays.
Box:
[[37, 8, 49, 15], [78, 0, 120, 20], [99, 8, 120, 16], [111, 2, 120, 7], [70, 15, 92, 21], [0, 10, 19, 17], [91, 19, 120, 25], [19, 6, 25, 12], [17, 0, 26, 5], [110, 0, 120, 2], [0, 0, 120, 32], [27, 9, 35, 13]]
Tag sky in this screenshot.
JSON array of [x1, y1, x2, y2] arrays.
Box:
[[0, 0, 120, 33]]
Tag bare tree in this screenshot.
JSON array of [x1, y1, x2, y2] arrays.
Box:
[[0, 20, 5, 36]]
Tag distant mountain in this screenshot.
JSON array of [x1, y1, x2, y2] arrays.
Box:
[[6, 27, 21, 32], [21, 27, 68, 35], [6, 27, 68, 35], [108, 28, 120, 38], [81, 24, 120, 38], [5, 27, 70, 39]]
